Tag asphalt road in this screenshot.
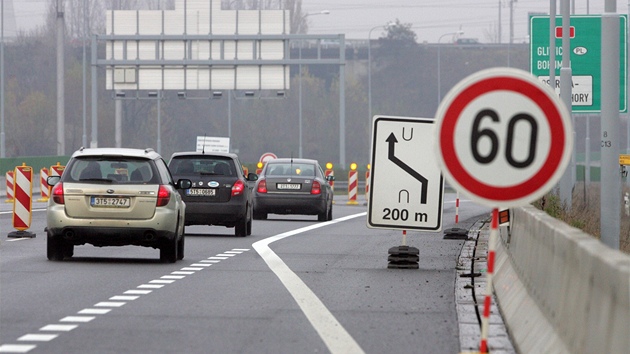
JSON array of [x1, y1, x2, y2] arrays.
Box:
[[1, 194, 490, 353]]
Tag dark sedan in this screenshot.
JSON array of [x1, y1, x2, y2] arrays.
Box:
[[252, 158, 334, 221], [169, 152, 258, 236]]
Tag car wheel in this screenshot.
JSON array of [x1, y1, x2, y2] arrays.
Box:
[[177, 235, 185, 260], [253, 210, 267, 220], [317, 209, 327, 221], [246, 206, 253, 236], [63, 243, 74, 258], [160, 236, 178, 263], [235, 215, 247, 237], [47, 232, 65, 261]]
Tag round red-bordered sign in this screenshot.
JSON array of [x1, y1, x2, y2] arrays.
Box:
[[259, 152, 277, 163], [434, 68, 572, 208]]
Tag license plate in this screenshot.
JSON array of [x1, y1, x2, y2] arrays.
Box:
[[90, 196, 130, 208], [277, 183, 301, 190], [186, 188, 216, 196]]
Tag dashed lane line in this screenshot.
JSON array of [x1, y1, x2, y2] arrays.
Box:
[[0, 248, 247, 353]]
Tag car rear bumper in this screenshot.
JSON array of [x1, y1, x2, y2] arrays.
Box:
[[183, 201, 247, 226], [46, 204, 180, 247], [253, 193, 327, 215], [47, 226, 176, 248]]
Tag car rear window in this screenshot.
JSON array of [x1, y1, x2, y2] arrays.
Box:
[[266, 163, 316, 177], [170, 156, 236, 177], [65, 157, 157, 184]]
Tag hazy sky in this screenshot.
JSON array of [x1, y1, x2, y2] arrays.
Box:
[[7, 0, 630, 43]]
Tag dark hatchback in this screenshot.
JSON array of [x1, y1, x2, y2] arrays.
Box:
[[252, 158, 334, 221], [169, 152, 258, 236]]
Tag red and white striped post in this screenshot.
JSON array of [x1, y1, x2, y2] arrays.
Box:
[[50, 162, 65, 179], [325, 162, 335, 192], [5, 171, 14, 203], [454, 191, 460, 224], [38, 167, 50, 202], [365, 164, 370, 197], [347, 163, 358, 205], [9, 164, 36, 238], [479, 208, 499, 353]]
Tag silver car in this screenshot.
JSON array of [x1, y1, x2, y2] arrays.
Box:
[[46, 147, 191, 263]]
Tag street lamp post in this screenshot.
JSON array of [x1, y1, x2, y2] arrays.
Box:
[[368, 23, 393, 124], [437, 31, 464, 105], [298, 10, 329, 158]]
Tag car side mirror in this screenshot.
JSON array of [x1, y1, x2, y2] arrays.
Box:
[[47, 176, 61, 186], [247, 173, 258, 181], [176, 179, 192, 189]]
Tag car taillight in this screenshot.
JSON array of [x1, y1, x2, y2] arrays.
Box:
[[257, 179, 267, 193], [232, 180, 245, 197], [311, 180, 322, 195], [51, 182, 64, 204], [156, 185, 171, 206]]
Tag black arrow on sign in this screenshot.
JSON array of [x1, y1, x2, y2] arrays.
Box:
[[386, 133, 428, 204]]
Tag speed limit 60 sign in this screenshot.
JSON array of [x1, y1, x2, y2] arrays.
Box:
[[434, 68, 573, 208]]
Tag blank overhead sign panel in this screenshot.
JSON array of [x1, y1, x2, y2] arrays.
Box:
[[105, 0, 290, 91]]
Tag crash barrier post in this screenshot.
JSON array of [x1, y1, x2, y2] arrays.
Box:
[[38, 167, 50, 202], [9, 164, 36, 238], [5, 171, 14, 202], [347, 163, 358, 205]]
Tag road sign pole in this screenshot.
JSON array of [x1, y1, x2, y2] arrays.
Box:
[[558, 0, 573, 206], [601, 7, 621, 250]]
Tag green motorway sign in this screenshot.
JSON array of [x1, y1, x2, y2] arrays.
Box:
[[530, 15, 628, 113]]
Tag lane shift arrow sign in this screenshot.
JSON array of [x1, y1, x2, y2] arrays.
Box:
[[386, 133, 428, 204]]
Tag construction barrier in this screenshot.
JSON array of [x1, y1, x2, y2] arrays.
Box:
[[5, 171, 14, 203], [50, 162, 65, 179], [256, 161, 263, 175], [347, 163, 358, 205], [242, 165, 249, 176], [9, 164, 35, 238], [38, 167, 50, 202], [325, 162, 334, 192]]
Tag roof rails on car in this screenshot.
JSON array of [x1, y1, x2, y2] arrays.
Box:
[[144, 148, 155, 153]]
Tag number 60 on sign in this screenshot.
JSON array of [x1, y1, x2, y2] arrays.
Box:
[[434, 68, 573, 208]]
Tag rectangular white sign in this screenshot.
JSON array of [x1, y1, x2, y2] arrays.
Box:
[[196, 136, 230, 153], [537, 75, 593, 106], [368, 116, 444, 231]]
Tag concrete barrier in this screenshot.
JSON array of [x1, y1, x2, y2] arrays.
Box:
[[494, 205, 630, 354]]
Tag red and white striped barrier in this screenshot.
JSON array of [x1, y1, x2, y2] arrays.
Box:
[[347, 168, 358, 205], [38, 167, 50, 202], [50, 162, 65, 179], [5, 171, 14, 203], [9, 164, 35, 237], [479, 208, 499, 353], [325, 169, 335, 192], [454, 191, 460, 224], [365, 169, 370, 197]]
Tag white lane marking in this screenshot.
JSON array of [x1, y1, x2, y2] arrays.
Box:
[[171, 271, 194, 275], [190, 263, 212, 267], [150, 279, 175, 284], [0, 344, 37, 353], [180, 267, 203, 271], [17, 334, 57, 342], [252, 212, 367, 354], [39, 324, 77, 332], [78, 309, 111, 315], [161, 275, 185, 280], [138, 284, 164, 289], [94, 302, 125, 308], [60, 316, 94, 323], [208, 256, 229, 260], [203, 259, 221, 263], [124, 290, 152, 295], [216, 253, 236, 257], [109, 295, 139, 301], [5, 238, 31, 242]]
